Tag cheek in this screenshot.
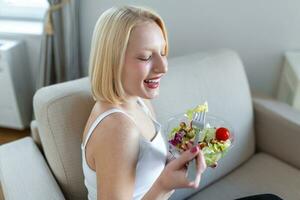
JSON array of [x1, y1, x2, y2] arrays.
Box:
[[130, 62, 151, 79], [137, 63, 151, 76], [122, 63, 150, 86]]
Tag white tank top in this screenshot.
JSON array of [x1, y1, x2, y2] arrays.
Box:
[[81, 98, 168, 200]]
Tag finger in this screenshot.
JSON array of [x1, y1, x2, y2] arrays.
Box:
[[187, 174, 202, 189], [191, 172, 201, 188], [171, 165, 194, 187], [197, 150, 207, 173], [187, 142, 193, 150], [171, 146, 199, 170], [179, 163, 202, 189], [191, 151, 207, 188]]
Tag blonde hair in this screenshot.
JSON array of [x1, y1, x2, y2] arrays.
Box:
[[89, 5, 169, 105]]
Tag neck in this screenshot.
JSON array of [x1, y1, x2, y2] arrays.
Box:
[[120, 96, 140, 111]]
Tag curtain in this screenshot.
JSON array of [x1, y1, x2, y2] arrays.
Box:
[[37, 0, 81, 89]]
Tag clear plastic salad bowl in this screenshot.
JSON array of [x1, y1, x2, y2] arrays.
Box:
[[165, 113, 234, 167]]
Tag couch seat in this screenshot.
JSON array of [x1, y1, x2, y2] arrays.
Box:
[[188, 153, 300, 200]]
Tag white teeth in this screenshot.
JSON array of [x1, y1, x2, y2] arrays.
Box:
[[144, 79, 160, 83]]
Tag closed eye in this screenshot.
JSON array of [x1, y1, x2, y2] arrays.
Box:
[[138, 55, 152, 61]]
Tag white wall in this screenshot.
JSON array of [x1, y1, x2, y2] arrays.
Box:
[[79, 0, 300, 97]]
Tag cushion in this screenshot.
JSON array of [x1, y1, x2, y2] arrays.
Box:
[[0, 137, 65, 200]]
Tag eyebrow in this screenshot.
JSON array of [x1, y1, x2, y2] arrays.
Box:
[[141, 43, 166, 51]]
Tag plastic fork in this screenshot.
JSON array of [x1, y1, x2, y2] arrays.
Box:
[[187, 111, 206, 182], [192, 112, 206, 145]]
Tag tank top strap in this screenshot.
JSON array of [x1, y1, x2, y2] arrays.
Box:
[[137, 97, 162, 133], [137, 97, 152, 116], [82, 108, 137, 149]]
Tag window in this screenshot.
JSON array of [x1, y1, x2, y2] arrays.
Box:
[[0, 0, 49, 21]]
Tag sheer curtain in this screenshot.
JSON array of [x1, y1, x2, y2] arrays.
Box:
[[37, 0, 81, 89]]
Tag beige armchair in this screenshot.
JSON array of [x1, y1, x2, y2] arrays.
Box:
[[1, 49, 300, 200]]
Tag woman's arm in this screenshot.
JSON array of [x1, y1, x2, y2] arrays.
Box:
[[92, 113, 140, 199]]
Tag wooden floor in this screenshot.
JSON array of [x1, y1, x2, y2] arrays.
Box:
[[0, 127, 31, 145]]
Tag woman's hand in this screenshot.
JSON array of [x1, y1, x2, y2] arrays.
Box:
[[157, 146, 207, 192]]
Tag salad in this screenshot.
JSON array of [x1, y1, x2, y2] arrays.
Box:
[[167, 102, 233, 167]]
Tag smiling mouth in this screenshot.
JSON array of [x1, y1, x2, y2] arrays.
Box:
[[144, 78, 160, 89]]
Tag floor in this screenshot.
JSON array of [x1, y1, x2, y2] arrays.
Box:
[[0, 127, 30, 145], [0, 127, 31, 200]]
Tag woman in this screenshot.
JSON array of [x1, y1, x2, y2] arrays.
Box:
[[81, 5, 207, 200]]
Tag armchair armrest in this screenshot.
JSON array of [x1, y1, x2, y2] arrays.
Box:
[[30, 120, 42, 150], [253, 96, 300, 169], [0, 137, 65, 200]]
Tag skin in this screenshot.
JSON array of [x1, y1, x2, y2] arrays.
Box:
[[82, 21, 207, 200], [121, 21, 168, 104]]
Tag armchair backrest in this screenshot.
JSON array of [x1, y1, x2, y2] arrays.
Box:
[[34, 78, 92, 199], [33, 49, 255, 200]]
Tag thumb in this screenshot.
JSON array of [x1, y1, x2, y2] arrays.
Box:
[[171, 146, 199, 170]]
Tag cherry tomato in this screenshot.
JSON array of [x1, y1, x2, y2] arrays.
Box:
[[215, 127, 230, 141]]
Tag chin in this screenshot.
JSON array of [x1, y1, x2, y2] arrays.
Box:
[[139, 90, 159, 100]]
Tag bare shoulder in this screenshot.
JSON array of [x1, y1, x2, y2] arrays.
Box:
[[90, 111, 140, 155], [83, 102, 136, 140], [83, 101, 141, 164]]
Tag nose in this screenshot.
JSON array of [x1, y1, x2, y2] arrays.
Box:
[[153, 55, 168, 74]]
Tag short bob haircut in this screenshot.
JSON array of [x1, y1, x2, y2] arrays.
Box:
[[89, 5, 169, 105]]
